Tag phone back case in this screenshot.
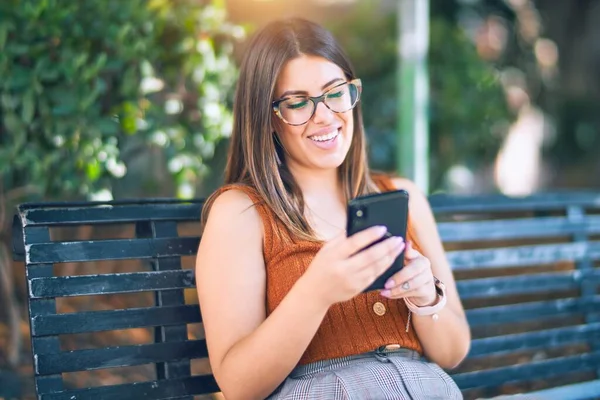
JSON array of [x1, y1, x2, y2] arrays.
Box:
[[346, 189, 409, 292]]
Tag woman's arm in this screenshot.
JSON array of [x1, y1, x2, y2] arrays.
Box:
[[387, 178, 471, 369], [196, 190, 329, 400]]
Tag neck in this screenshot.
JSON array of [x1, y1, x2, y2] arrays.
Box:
[[287, 164, 343, 207]]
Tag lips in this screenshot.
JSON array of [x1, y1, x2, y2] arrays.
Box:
[[308, 127, 341, 142], [307, 127, 341, 150]]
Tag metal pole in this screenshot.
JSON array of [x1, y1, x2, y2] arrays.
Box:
[[397, 0, 430, 193]]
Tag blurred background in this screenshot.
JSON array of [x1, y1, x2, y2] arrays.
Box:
[[1, 0, 600, 397]]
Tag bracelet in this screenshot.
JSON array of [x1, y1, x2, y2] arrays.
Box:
[[403, 277, 447, 320]]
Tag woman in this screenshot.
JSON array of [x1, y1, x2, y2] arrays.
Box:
[[196, 18, 470, 400]]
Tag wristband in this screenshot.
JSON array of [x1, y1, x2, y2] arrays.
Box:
[[403, 277, 447, 320]]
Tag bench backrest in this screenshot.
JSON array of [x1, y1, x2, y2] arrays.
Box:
[[430, 193, 600, 398], [12, 193, 600, 399], [13, 199, 210, 400]]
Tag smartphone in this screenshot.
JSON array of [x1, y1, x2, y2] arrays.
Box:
[[346, 189, 409, 293]]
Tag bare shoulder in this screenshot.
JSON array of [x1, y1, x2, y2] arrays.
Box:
[[203, 187, 263, 237], [199, 187, 265, 270], [207, 187, 259, 218], [390, 176, 422, 194], [389, 177, 431, 216]]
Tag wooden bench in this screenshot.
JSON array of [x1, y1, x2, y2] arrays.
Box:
[[11, 193, 600, 400]]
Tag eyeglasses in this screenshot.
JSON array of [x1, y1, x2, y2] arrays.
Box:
[[272, 79, 362, 126]]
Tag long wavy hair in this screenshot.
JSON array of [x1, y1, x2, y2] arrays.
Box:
[[202, 18, 380, 241]]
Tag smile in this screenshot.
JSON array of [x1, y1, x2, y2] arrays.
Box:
[[309, 129, 340, 142]]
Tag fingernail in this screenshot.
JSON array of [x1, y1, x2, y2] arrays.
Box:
[[394, 236, 404, 244], [384, 279, 395, 289], [376, 226, 388, 235], [380, 290, 391, 297]]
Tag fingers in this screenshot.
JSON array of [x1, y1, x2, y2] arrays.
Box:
[[383, 245, 426, 289], [404, 240, 420, 261], [380, 271, 433, 299], [347, 235, 405, 272], [379, 246, 436, 300], [382, 247, 433, 298], [340, 225, 389, 257]]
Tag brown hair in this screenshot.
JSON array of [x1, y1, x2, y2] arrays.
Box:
[[202, 18, 379, 241]]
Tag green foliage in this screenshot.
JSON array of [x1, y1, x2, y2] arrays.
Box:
[[0, 0, 241, 200], [428, 18, 510, 187], [327, 2, 510, 191]]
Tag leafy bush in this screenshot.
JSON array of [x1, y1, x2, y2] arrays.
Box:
[[0, 0, 241, 200], [327, 2, 510, 191]]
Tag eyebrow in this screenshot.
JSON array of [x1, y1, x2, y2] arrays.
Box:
[[278, 78, 345, 99]]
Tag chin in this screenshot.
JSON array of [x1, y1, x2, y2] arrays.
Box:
[[310, 154, 348, 171]]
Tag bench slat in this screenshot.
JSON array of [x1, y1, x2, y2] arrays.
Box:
[[469, 323, 600, 357], [457, 270, 600, 299], [438, 216, 600, 243], [525, 379, 600, 400], [39, 375, 219, 400], [429, 192, 600, 213], [452, 351, 600, 389], [29, 270, 195, 298], [35, 340, 208, 375], [447, 241, 600, 271], [27, 237, 201, 264], [466, 296, 600, 326], [19, 201, 203, 227], [31, 305, 201, 336]]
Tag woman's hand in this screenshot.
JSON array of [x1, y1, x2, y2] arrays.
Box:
[[379, 241, 437, 306], [302, 226, 406, 307]]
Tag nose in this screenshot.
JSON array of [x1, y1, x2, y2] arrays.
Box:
[[311, 100, 334, 124]]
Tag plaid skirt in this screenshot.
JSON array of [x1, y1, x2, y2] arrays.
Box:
[[267, 347, 463, 399]]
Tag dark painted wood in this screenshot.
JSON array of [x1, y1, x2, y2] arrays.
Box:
[[140, 220, 192, 389], [568, 206, 600, 378], [469, 323, 600, 357], [21, 202, 203, 226], [35, 340, 208, 375], [438, 215, 600, 243], [466, 296, 600, 326], [447, 241, 600, 271], [27, 237, 200, 264], [39, 375, 219, 400], [429, 191, 600, 213], [457, 269, 600, 299], [31, 304, 201, 336], [12, 214, 25, 261], [526, 379, 600, 400], [18, 198, 201, 210], [453, 351, 600, 389], [29, 270, 195, 298], [24, 227, 63, 395]]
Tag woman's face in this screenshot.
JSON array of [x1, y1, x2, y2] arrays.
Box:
[[273, 55, 355, 173]]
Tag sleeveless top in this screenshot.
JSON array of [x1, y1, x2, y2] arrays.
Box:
[[210, 175, 423, 365]]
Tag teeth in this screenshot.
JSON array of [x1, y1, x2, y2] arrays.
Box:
[[310, 130, 339, 142]]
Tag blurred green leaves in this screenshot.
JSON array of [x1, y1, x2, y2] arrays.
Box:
[[327, 2, 510, 191], [0, 0, 241, 200]]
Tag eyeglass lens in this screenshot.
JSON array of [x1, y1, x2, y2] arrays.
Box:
[[278, 82, 360, 125]]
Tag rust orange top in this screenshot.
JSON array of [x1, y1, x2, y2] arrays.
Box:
[[211, 175, 423, 365]]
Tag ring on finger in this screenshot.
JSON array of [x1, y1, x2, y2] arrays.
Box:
[[402, 281, 410, 290]]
